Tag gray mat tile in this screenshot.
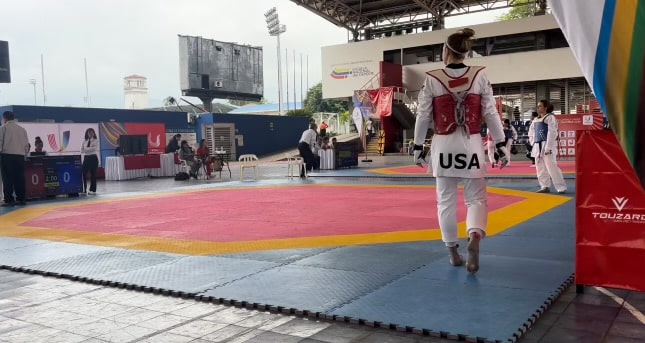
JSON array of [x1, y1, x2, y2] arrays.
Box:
[[332, 276, 551, 342], [202, 265, 394, 312], [409, 254, 573, 292], [110, 256, 279, 293], [0, 238, 48, 252], [26, 250, 181, 278], [224, 248, 334, 264], [292, 243, 445, 276], [0, 242, 110, 266]]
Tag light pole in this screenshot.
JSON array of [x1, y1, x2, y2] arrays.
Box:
[[265, 7, 286, 115], [28, 79, 37, 105]]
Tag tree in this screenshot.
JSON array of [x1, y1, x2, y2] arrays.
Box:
[[286, 109, 313, 119], [304, 83, 348, 114], [338, 110, 351, 124], [227, 98, 267, 107], [498, 0, 547, 21]]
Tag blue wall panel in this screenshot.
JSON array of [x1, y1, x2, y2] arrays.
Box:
[[1, 106, 309, 158]]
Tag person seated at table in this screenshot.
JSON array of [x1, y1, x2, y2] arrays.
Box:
[[30, 136, 46, 156], [320, 136, 332, 150], [330, 137, 337, 149], [195, 139, 214, 177], [166, 134, 181, 153], [179, 140, 201, 178]]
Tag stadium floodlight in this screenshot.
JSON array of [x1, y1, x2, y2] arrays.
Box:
[[265, 7, 287, 115]]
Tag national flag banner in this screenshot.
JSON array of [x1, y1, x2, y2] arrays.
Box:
[[550, 0, 645, 292], [549, 0, 645, 187]]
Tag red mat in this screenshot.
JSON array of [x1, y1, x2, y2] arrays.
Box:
[[374, 161, 575, 176], [22, 186, 522, 242]]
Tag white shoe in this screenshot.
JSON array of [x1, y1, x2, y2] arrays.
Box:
[[89, 191, 97, 195]]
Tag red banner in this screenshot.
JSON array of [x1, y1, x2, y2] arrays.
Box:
[[379, 61, 403, 88], [368, 87, 394, 118], [576, 130, 645, 291], [556, 114, 604, 158], [123, 123, 166, 154]]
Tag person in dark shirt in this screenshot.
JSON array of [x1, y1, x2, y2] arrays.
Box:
[[165, 134, 181, 153]]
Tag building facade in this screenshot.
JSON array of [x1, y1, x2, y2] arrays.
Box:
[[124, 75, 149, 109], [321, 14, 597, 120]]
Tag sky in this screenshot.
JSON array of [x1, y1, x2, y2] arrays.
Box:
[[0, 0, 509, 109]]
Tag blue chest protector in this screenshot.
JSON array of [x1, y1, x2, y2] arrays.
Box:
[[504, 128, 514, 139], [534, 121, 548, 143]]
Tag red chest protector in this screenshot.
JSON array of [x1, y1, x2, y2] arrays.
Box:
[[426, 66, 485, 135]]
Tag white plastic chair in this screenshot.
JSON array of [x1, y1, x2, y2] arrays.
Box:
[[239, 154, 259, 181], [285, 153, 306, 179]]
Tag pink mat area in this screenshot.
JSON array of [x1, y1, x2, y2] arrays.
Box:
[[22, 186, 522, 242], [378, 161, 575, 176]]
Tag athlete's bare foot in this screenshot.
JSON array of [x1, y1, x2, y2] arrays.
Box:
[[466, 232, 481, 273]]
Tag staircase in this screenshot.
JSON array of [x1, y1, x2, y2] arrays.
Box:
[[365, 134, 381, 155]]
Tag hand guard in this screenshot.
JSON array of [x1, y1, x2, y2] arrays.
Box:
[[495, 142, 509, 169], [413, 144, 429, 167]]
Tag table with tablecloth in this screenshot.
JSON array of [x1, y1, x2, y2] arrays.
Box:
[[105, 154, 178, 181], [318, 149, 335, 170]]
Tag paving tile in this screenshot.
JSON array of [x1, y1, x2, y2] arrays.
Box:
[[141, 297, 195, 313], [0, 325, 60, 342], [551, 315, 612, 334], [170, 303, 223, 318], [236, 312, 294, 331], [602, 336, 644, 343], [167, 320, 228, 338], [199, 325, 261, 342], [67, 318, 131, 337], [137, 332, 195, 343], [606, 321, 645, 339], [94, 325, 158, 343], [0, 317, 32, 335], [243, 331, 302, 343], [202, 307, 260, 325], [572, 293, 624, 308], [354, 332, 417, 343], [106, 308, 164, 325], [613, 308, 645, 325], [137, 313, 191, 331], [539, 326, 604, 342], [36, 330, 89, 343], [271, 319, 331, 338], [308, 325, 372, 342], [560, 302, 621, 320]]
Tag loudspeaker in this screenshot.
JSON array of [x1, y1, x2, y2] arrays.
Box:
[[0, 41, 10, 83]]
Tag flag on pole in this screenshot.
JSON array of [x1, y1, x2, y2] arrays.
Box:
[[549, 0, 645, 184]]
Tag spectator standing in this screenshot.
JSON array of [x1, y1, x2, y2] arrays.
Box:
[[319, 121, 329, 137], [503, 119, 518, 166], [81, 128, 99, 195], [366, 118, 373, 139], [0, 111, 30, 206]]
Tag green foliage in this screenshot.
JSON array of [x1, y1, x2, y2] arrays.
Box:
[[497, 0, 543, 21], [338, 110, 350, 124], [286, 109, 313, 118], [227, 98, 267, 107], [304, 83, 348, 114]]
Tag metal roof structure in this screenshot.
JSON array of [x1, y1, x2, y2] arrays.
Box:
[[290, 0, 547, 40]]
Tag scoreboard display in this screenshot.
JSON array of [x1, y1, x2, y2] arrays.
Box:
[[26, 155, 83, 198]]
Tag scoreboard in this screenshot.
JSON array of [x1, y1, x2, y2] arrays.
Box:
[[26, 155, 83, 198]]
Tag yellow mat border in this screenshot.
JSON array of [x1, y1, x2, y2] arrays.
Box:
[[368, 165, 576, 176], [0, 184, 570, 255]]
